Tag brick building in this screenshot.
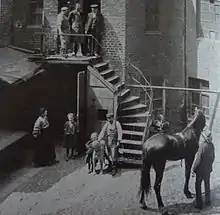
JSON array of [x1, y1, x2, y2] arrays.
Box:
[[1, 0, 220, 131]]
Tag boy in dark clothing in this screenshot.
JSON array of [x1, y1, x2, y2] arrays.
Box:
[[192, 129, 215, 209]]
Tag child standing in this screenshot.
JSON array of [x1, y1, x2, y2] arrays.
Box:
[[85, 132, 98, 173], [63, 113, 77, 161]]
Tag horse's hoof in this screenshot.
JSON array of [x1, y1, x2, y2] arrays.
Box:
[[184, 191, 193, 199], [140, 204, 148, 210], [160, 207, 169, 215]]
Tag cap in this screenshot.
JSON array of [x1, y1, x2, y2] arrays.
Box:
[[90, 132, 98, 139], [61, 7, 68, 11], [90, 4, 98, 8], [67, 112, 74, 118], [106, 113, 113, 118], [204, 129, 212, 138]]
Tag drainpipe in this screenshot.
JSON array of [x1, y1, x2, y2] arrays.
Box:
[[77, 71, 85, 130], [183, 0, 188, 121]]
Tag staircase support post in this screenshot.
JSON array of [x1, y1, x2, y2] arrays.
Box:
[[113, 92, 118, 122]]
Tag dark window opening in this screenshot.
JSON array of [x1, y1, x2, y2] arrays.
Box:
[[98, 109, 108, 121], [29, 0, 43, 25]]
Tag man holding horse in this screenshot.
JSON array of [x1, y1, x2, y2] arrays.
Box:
[[192, 129, 215, 209], [139, 108, 206, 215], [98, 113, 122, 176]]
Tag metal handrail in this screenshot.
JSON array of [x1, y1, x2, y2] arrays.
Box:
[[127, 63, 153, 144], [87, 66, 115, 93]]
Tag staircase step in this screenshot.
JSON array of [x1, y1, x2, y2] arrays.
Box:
[[119, 112, 150, 123], [120, 112, 150, 118], [119, 148, 142, 155], [122, 122, 146, 127], [121, 139, 142, 146], [100, 69, 114, 78], [114, 82, 125, 91], [121, 96, 139, 104], [106, 75, 120, 84], [122, 130, 143, 136], [122, 104, 147, 111], [120, 96, 140, 108], [120, 103, 148, 116], [119, 89, 130, 99], [118, 157, 142, 165], [122, 122, 146, 132], [93, 62, 109, 71]]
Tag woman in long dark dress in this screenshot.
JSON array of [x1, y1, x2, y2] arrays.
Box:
[[32, 108, 57, 167]]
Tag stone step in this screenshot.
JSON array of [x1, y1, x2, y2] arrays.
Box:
[[118, 89, 130, 100], [122, 130, 143, 136], [106, 75, 120, 84], [121, 139, 142, 146], [118, 157, 142, 165], [100, 69, 114, 78], [114, 82, 125, 92], [120, 103, 148, 116], [119, 148, 142, 155], [122, 122, 146, 132], [93, 61, 109, 71], [120, 96, 140, 109], [119, 112, 150, 123]]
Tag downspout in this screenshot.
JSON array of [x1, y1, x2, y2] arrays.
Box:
[[77, 71, 85, 131]]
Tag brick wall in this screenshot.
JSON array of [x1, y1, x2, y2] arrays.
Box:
[[100, 0, 126, 81], [43, 0, 59, 52]]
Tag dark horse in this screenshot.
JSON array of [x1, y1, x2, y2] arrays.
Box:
[[139, 108, 206, 214]]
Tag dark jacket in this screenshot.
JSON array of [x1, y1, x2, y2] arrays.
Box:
[[192, 140, 215, 176], [85, 12, 101, 34]]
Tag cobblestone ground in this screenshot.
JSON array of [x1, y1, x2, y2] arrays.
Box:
[[0, 134, 220, 215]]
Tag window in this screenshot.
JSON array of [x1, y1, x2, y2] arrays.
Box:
[[29, 0, 43, 26], [145, 0, 160, 32], [188, 77, 210, 118]]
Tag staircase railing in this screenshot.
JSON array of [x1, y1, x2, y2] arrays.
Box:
[[127, 63, 153, 144]]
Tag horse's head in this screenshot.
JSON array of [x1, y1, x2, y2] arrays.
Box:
[[191, 108, 206, 133]]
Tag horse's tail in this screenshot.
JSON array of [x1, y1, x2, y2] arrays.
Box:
[[138, 150, 152, 197]]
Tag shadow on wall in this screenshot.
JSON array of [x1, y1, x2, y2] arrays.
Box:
[[101, 17, 124, 78]]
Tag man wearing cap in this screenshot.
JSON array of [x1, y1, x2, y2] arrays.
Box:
[[85, 4, 101, 56], [192, 129, 215, 209], [98, 113, 122, 176], [57, 6, 70, 55], [68, 3, 84, 56]]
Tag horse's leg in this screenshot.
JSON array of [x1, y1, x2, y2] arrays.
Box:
[[153, 160, 166, 212], [184, 157, 194, 198]]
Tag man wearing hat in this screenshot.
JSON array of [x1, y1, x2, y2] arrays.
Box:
[[192, 129, 215, 209], [68, 3, 84, 56], [85, 4, 101, 56], [98, 112, 122, 176], [57, 6, 70, 55]]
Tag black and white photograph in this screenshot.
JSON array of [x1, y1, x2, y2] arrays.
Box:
[[0, 0, 220, 214]]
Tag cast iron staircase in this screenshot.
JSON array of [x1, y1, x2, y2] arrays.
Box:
[[88, 58, 153, 165]]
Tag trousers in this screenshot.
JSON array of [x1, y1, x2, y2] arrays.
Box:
[[195, 173, 211, 207]]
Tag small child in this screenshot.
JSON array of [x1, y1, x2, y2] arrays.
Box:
[[63, 113, 77, 161], [92, 139, 105, 174], [85, 132, 98, 173]]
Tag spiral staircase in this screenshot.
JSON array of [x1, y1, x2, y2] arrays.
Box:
[[88, 57, 153, 165]]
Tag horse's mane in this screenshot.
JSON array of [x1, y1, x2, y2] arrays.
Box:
[[178, 110, 201, 142]]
